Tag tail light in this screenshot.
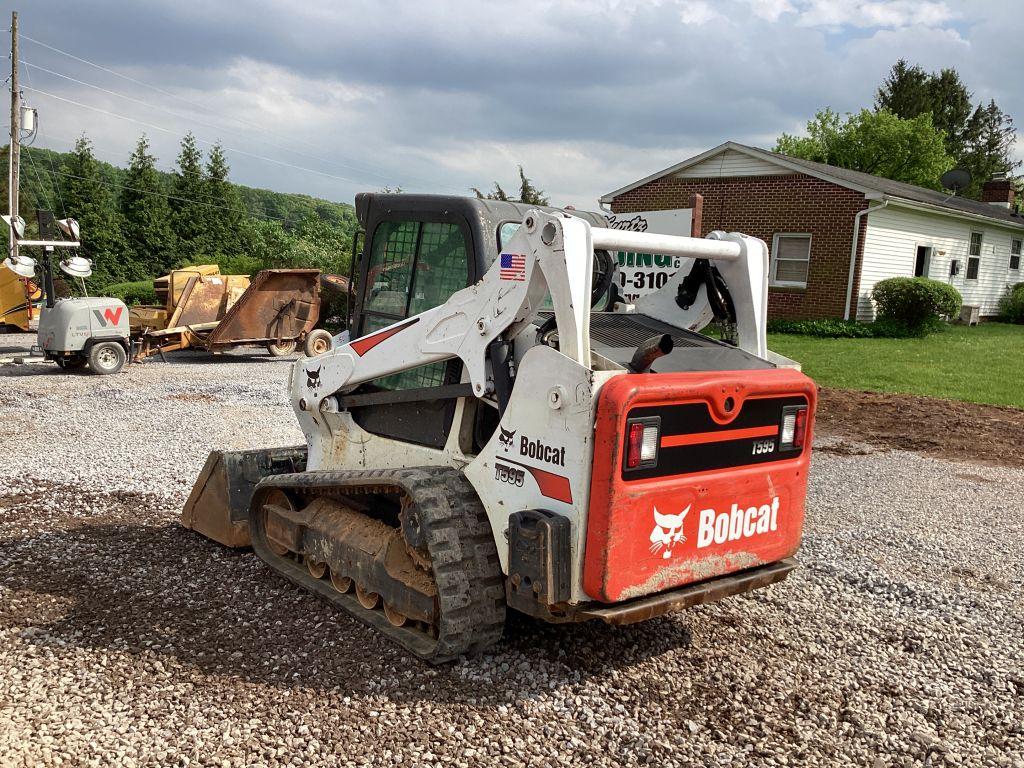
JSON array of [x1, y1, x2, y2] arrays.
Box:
[[780, 405, 808, 450], [625, 416, 660, 469]]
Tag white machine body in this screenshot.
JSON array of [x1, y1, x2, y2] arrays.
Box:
[[37, 296, 130, 353], [286, 210, 775, 603]]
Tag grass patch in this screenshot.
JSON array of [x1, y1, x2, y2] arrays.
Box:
[[769, 322, 1024, 409]]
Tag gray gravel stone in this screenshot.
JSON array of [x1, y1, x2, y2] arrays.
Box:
[[0, 334, 1022, 766]]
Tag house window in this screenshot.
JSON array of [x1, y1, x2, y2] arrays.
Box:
[[1011, 238, 1021, 271], [967, 232, 982, 280], [913, 246, 933, 278], [771, 234, 811, 287]]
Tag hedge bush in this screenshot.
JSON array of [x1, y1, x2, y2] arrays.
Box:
[[767, 317, 942, 339], [871, 277, 962, 326], [105, 279, 159, 306], [999, 282, 1024, 324]]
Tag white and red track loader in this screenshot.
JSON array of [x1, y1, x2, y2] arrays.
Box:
[[183, 194, 816, 663]]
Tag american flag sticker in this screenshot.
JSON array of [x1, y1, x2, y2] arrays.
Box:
[[500, 252, 527, 281]]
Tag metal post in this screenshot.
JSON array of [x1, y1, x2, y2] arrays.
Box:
[[8, 11, 19, 261]]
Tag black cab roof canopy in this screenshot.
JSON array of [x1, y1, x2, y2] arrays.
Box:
[[354, 193, 606, 271]]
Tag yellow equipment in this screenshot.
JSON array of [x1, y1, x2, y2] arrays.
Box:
[[0, 268, 40, 331]]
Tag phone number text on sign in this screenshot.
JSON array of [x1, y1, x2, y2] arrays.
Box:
[[604, 208, 694, 303]]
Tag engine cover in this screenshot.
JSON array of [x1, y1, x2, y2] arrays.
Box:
[[583, 368, 816, 603]]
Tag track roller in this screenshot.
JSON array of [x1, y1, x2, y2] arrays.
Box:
[[330, 570, 353, 593], [356, 584, 381, 610]]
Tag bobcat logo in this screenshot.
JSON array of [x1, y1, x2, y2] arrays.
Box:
[[649, 505, 689, 559], [498, 426, 516, 451], [306, 366, 321, 389]]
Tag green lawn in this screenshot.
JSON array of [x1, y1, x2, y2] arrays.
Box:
[[768, 322, 1024, 409]]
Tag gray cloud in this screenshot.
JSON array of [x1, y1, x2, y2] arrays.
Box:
[[9, 0, 1022, 209]]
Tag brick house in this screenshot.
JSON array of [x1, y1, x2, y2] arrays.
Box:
[[601, 142, 1024, 320]]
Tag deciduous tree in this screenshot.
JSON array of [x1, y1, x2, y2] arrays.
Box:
[[775, 108, 954, 189]]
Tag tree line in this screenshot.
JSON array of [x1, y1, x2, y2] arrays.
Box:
[[776, 60, 1020, 203], [2, 134, 358, 288]]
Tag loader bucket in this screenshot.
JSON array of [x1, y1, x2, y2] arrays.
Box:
[[182, 446, 307, 548]]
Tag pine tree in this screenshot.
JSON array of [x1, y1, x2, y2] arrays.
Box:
[[472, 167, 548, 204], [120, 134, 177, 275], [960, 100, 1019, 197], [171, 132, 206, 264], [925, 68, 974, 159], [60, 135, 130, 286], [517, 166, 549, 205], [200, 142, 244, 261], [875, 61, 1019, 197], [875, 60, 931, 120]]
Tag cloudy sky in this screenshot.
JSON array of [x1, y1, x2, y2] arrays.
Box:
[[9, 0, 1023, 210]]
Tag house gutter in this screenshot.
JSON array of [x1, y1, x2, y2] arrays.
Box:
[[844, 198, 888, 321]]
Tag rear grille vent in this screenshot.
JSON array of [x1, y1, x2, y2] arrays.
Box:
[[538, 311, 706, 349]]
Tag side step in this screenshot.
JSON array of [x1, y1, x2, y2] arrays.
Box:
[[181, 446, 307, 547], [576, 558, 797, 625]]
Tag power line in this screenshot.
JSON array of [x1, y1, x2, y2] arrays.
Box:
[[23, 85, 378, 188], [19, 33, 464, 194], [20, 58, 416, 188], [22, 57, 67, 218]]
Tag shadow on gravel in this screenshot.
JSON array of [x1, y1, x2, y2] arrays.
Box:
[[1, 517, 695, 706], [146, 351, 295, 366]]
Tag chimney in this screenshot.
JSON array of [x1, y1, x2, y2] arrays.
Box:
[[982, 173, 1015, 208]]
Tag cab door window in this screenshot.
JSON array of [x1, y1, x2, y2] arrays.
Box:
[[357, 220, 469, 394]]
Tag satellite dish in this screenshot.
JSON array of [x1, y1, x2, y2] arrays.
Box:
[[56, 217, 81, 240], [60, 255, 93, 279], [940, 168, 972, 195], [2, 255, 37, 278], [1, 214, 27, 239]]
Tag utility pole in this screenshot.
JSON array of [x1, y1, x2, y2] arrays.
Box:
[[8, 10, 20, 261]]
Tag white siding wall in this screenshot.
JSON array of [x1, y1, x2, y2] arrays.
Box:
[[674, 149, 789, 179], [856, 204, 1024, 320]]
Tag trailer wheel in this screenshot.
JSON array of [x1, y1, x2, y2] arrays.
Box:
[[88, 342, 127, 375], [266, 340, 298, 357], [303, 329, 333, 357]]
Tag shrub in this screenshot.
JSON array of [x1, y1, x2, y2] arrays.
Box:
[[105, 279, 159, 306], [767, 317, 942, 339], [871, 277, 962, 326], [766, 319, 875, 338], [999, 282, 1024, 324]]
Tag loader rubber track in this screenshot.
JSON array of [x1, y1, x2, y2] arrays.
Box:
[[248, 467, 506, 663]]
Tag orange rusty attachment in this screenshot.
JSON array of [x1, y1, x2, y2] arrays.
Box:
[[206, 269, 320, 348], [133, 269, 321, 361]]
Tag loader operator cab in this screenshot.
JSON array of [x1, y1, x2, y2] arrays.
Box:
[[348, 194, 610, 451]]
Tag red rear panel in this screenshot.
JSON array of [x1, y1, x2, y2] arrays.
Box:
[[583, 368, 816, 603]]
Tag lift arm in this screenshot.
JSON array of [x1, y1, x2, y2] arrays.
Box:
[[291, 210, 768, 422]]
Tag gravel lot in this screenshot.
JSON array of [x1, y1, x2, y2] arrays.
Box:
[[1, 333, 1022, 767]]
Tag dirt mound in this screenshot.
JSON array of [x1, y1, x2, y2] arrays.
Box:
[[816, 388, 1024, 468]]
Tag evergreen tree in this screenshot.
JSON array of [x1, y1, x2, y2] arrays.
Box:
[[60, 135, 130, 285], [517, 166, 549, 205], [200, 142, 244, 261], [874, 59, 931, 118], [960, 100, 1019, 197], [925, 68, 974, 159], [472, 167, 548, 204], [171, 132, 206, 263], [875, 61, 1019, 197], [120, 134, 177, 275], [472, 182, 511, 201]]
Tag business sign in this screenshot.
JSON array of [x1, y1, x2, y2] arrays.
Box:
[[603, 208, 694, 303]]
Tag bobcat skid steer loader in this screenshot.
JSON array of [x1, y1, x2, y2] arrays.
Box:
[[183, 194, 816, 663]]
